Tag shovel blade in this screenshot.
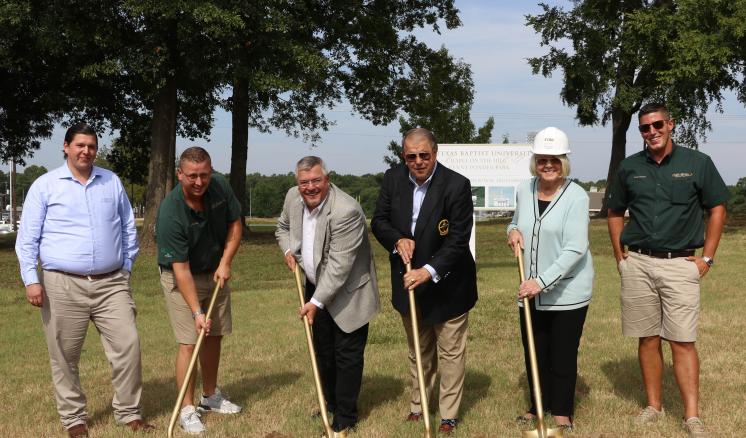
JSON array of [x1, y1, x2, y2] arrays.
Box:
[[522, 427, 564, 438]]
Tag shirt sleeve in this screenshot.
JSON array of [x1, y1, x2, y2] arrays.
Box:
[[156, 202, 189, 265], [15, 180, 47, 285], [223, 176, 242, 222], [117, 176, 139, 271], [699, 156, 730, 209], [606, 165, 628, 212]]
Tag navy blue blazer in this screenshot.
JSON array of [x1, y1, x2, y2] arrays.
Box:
[[371, 163, 478, 325]]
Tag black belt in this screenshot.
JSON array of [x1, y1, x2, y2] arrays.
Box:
[[628, 246, 695, 259], [48, 269, 119, 280]]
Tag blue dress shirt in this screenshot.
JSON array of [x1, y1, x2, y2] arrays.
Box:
[[15, 163, 139, 286]]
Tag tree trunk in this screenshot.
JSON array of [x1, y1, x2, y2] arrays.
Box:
[[140, 77, 177, 249], [229, 76, 250, 238], [600, 107, 633, 217], [10, 159, 16, 232]]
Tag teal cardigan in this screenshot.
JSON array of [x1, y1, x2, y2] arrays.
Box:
[[507, 178, 594, 311]]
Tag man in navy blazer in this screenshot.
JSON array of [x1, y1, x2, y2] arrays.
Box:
[[372, 128, 478, 434]]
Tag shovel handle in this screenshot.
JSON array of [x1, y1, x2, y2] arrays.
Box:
[[406, 263, 432, 438], [517, 251, 556, 437], [294, 265, 335, 438], [167, 281, 223, 438]]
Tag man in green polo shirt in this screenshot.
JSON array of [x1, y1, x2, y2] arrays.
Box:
[[607, 103, 729, 437], [156, 146, 243, 435]]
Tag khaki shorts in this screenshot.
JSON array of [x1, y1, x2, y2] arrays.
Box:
[[160, 268, 232, 344], [619, 251, 700, 342]]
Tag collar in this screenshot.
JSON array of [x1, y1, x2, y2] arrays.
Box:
[[408, 161, 438, 189], [57, 162, 101, 181], [644, 141, 677, 165]]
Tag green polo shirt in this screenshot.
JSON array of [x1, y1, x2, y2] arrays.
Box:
[[607, 144, 729, 251], [156, 174, 241, 273]]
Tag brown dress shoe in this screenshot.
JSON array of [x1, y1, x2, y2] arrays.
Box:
[[67, 424, 89, 438], [406, 412, 423, 422], [438, 419, 458, 435], [126, 419, 156, 432]]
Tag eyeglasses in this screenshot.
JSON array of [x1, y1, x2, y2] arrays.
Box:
[[638, 119, 668, 133], [404, 152, 432, 162], [183, 172, 211, 182], [298, 177, 325, 188], [536, 157, 561, 166]]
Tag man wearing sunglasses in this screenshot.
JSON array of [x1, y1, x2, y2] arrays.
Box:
[[156, 147, 243, 434], [372, 128, 478, 434], [607, 103, 729, 437]]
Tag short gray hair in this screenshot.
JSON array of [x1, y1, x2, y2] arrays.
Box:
[[296, 156, 328, 176], [402, 127, 438, 152]]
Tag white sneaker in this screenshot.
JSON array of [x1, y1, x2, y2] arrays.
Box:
[[634, 405, 665, 425], [682, 417, 709, 437], [198, 388, 242, 414], [179, 405, 205, 435]]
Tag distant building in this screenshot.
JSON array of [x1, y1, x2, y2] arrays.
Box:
[[588, 190, 604, 214]]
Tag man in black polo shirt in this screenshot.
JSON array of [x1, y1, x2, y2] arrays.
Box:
[[157, 147, 243, 435], [607, 103, 729, 437]]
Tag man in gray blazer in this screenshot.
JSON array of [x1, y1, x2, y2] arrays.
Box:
[[276, 156, 380, 435]]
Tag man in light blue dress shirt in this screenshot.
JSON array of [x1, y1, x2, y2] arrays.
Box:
[[15, 123, 153, 437]]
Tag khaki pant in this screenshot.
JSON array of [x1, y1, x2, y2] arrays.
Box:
[[40, 269, 143, 429], [401, 312, 469, 420], [160, 269, 232, 344], [620, 251, 701, 342]]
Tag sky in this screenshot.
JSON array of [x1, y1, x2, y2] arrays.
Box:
[[16, 1, 746, 184]]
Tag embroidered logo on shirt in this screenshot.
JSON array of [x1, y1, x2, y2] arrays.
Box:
[[632, 175, 647, 179], [438, 219, 449, 236], [672, 172, 693, 178]]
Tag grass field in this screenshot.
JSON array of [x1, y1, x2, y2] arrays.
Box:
[[1, 218, 745, 437]]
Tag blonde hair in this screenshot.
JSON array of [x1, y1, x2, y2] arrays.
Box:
[[529, 154, 571, 177]]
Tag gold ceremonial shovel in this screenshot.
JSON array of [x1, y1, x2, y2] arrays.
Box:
[[517, 251, 563, 438], [406, 262, 432, 438], [293, 265, 337, 438], [168, 281, 223, 438]]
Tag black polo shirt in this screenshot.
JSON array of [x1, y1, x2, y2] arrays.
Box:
[[156, 174, 241, 273], [607, 144, 729, 251]]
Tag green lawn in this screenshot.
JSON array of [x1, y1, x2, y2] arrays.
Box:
[[1, 218, 744, 437]]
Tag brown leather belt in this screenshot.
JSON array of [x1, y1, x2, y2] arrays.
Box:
[[48, 269, 120, 280], [628, 246, 695, 259]]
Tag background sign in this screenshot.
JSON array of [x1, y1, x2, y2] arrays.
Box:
[[438, 144, 533, 211], [437, 144, 533, 259]]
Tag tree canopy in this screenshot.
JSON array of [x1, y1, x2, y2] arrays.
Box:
[[383, 46, 494, 167], [526, 0, 745, 214]]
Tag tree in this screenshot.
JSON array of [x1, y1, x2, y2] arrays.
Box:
[[526, 1, 741, 216], [729, 177, 746, 215], [217, 1, 466, 234], [383, 47, 494, 167], [0, 1, 69, 164]]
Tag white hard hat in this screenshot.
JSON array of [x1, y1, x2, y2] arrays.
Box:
[[532, 127, 571, 155]]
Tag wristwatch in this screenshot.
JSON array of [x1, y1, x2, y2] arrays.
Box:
[[702, 256, 714, 267], [192, 308, 205, 319]]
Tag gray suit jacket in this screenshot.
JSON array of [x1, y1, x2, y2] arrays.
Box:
[[276, 183, 380, 333]]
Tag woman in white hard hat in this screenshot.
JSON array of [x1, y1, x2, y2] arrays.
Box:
[[507, 127, 594, 431]]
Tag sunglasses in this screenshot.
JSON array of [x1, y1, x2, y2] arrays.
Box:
[[638, 119, 668, 133], [404, 152, 432, 162], [536, 157, 561, 166]]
